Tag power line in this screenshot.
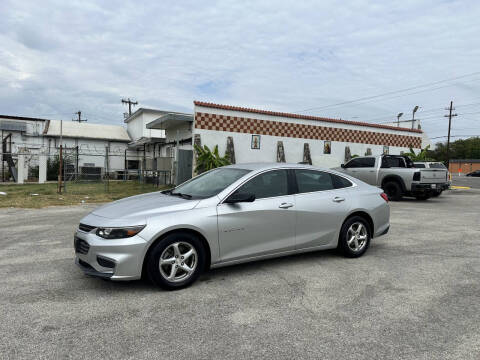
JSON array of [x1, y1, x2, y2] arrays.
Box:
[[431, 134, 480, 139], [299, 71, 480, 112], [297, 71, 480, 113]]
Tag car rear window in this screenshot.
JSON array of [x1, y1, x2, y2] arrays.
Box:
[[294, 170, 353, 193]]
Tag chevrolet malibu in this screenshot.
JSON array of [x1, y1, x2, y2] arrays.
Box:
[[75, 163, 390, 290]]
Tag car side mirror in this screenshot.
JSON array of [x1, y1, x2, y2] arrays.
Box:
[[341, 164, 345, 168], [225, 192, 255, 204]]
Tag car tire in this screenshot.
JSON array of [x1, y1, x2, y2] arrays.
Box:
[[146, 232, 206, 290], [382, 181, 403, 201], [415, 194, 430, 200], [338, 216, 371, 258]]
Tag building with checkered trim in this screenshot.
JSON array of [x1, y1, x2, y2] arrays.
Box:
[[145, 101, 431, 183]]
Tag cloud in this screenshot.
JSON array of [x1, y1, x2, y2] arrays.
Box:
[[0, 0, 479, 141]]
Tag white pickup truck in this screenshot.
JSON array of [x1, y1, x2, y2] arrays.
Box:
[[337, 155, 449, 200]]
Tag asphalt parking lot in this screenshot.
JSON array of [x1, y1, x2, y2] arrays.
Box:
[[1, 189, 479, 359]]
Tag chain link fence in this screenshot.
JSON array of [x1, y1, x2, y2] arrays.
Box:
[[1, 147, 173, 195]]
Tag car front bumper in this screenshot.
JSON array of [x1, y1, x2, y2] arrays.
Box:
[[74, 230, 148, 281]]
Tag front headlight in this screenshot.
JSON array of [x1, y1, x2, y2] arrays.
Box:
[[96, 225, 145, 239]]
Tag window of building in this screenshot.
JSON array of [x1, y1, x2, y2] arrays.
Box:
[[127, 160, 140, 170]]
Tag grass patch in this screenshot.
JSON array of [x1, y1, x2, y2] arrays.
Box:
[[0, 181, 170, 208]]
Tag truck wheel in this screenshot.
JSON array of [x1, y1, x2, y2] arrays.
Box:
[[432, 190, 442, 197], [383, 181, 402, 201]]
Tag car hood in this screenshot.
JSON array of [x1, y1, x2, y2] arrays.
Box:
[[90, 191, 200, 221]]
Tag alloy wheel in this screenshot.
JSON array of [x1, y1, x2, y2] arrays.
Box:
[[159, 242, 197, 282], [346, 222, 368, 252]]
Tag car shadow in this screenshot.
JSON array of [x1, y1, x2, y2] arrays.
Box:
[[200, 248, 341, 281], [81, 248, 345, 292]]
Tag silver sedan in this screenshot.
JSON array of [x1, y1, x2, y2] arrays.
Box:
[[75, 163, 390, 290]]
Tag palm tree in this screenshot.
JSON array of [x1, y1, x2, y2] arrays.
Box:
[[194, 144, 231, 173], [405, 145, 434, 161]]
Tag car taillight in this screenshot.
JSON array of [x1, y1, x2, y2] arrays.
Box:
[[413, 172, 421, 181], [380, 193, 389, 202]]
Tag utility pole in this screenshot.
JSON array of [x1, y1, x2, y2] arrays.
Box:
[[122, 98, 138, 116], [58, 120, 63, 193], [73, 111, 87, 123], [444, 101, 458, 171]]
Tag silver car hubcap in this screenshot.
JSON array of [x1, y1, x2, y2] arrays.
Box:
[[159, 242, 197, 282], [347, 222, 368, 252]]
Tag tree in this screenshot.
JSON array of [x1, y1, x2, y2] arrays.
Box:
[[405, 145, 434, 161], [194, 144, 230, 173], [430, 137, 480, 163]]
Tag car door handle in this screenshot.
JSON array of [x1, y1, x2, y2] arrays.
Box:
[[332, 196, 345, 203], [278, 203, 294, 209]]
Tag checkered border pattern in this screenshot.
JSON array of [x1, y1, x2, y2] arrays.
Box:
[[195, 112, 422, 148]]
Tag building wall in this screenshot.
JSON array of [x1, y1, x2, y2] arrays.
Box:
[[46, 137, 129, 170], [193, 105, 424, 168], [449, 161, 480, 174], [126, 111, 165, 141]]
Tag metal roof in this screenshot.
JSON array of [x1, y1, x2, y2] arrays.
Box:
[[44, 120, 131, 142], [124, 108, 192, 124], [0, 114, 47, 122], [146, 113, 193, 130]]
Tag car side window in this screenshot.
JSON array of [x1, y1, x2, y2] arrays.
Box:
[[382, 157, 406, 168], [331, 173, 353, 189], [344, 158, 363, 168], [345, 158, 375, 168], [234, 170, 289, 199], [295, 170, 335, 193], [414, 163, 426, 168]]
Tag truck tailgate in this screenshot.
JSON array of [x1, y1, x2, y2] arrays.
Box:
[[420, 169, 447, 183]]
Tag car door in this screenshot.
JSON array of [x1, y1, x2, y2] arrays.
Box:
[[343, 158, 372, 184], [217, 169, 296, 262], [352, 157, 377, 184], [293, 169, 352, 249]]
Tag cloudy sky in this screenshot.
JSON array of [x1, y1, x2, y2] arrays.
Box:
[[1, 0, 480, 141]]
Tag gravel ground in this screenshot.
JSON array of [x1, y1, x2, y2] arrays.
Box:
[[0, 189, 479, 359]]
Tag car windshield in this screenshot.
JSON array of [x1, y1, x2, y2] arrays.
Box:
[[169, 168, 251, 199]]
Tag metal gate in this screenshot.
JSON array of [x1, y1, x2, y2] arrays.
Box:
[[176, 149, 193, 185]]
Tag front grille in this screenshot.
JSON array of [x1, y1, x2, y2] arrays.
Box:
[[74, 237, 90, 254], [79, 223, 96, 233]]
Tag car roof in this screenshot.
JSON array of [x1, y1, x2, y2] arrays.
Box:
[[224, 162, 331, 172]]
